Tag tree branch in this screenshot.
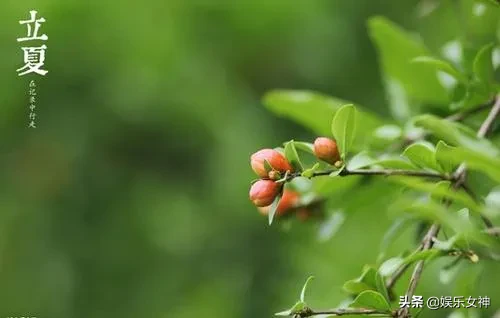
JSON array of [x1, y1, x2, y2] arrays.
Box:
[[288, 168, 454, 181], [291, 307, 395, 317]]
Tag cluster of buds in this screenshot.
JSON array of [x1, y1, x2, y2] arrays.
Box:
[[249, 149, 312, 219], [249, 149, 292, 207], [249, 138, 340, 220]]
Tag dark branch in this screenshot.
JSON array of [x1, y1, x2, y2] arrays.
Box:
[[291, 307, 395, 317]]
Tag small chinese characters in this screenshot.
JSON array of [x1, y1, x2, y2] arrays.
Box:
[[399, 295, 490, 310], [28, 80, 37, 128], [16, 10, 48, 76]]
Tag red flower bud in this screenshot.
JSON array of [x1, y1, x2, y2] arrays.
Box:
[[257, 189, 299, 216], [250, 149, 293, 178], [249, 180, 280, 207], [313, 137, 340, 165]]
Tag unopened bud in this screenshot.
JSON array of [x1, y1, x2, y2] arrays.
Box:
[[257, 189, 299, 217], [251, 149, 293, 178], [249, 180, 280, 207], [313, 137, 340, 165]]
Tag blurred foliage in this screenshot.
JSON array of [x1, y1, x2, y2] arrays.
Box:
[[0, 0, 499, 318]]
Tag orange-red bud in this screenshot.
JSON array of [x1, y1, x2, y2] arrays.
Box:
[[313, 137, 340, 165], [250, 149, 293, 178], [249, 180, 280, 207], [257, 189, 299, 216]]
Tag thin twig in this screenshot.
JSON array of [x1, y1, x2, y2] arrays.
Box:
[[288, 169, 453, 181], [291, 307, 395, 317], [485, 227, 500, 236]]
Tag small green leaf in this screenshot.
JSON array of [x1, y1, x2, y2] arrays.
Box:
[[300, 276, 315, 302], [284, 140, 304, 172], [412, 56, 467, 83], [343, 280, 373, 295], [293, 141, 315, 154], [375, 272, 390, 302], [343, 267, 378, 295], [373, 156, 418, 170], [275, 301, 305, 316], [350, 290, 392, 311], [331, 104, 357, 159], [435, 141, 456, 173], [403, 249, 443, 264], [347, 151, 377, 170], [402, 142, 440, 171], [301, 163, 320, 178], [473, 43, 495, 87], [329, 165, 345, 177], [268, 192, 283, 225], [431, 180, 452, 202], [379, 257, 404, 277]]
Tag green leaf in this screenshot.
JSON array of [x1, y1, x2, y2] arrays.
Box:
[[275, 301, 305, 316], [268, 192, 283, 225], [402, 142, 440, 171], [350, 290, 392, 311], [263, 90, 383, 146], [367, 16, 448, 110], [300, 276, 314, 302], [284, 140, 304, 172], [375, 272, 390, 302], [437, 145, 500, 183], [403, 249, 443, 264], [331, 104, 357, 159], [431, 180, 453, 202], [373, 156, 419, 170], [301, 163, 320, 178], [473, 43, 495, 87], [413, 114, 499, 156], [347, 151, 377, 170], [412, 56, 467, 83], [343, 267, 378, 295], [343, 280, 373, 295], [293, 141, 315, 155], [435, 141, 456, 173], [379, 257, 404, 277]]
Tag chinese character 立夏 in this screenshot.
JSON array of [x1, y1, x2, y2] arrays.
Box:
[[17, 10, 48, 42], [17, 45, 48, 76]]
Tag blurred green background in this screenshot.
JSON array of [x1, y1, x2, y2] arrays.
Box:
[[0, 1, 499, 317]]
